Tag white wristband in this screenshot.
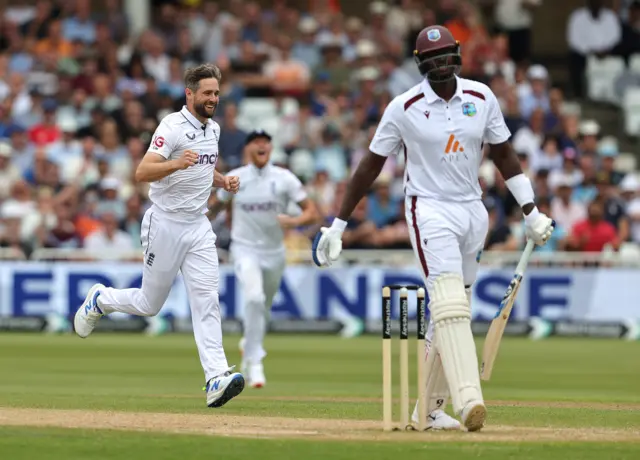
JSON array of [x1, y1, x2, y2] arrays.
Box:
[[505, 174, 535, 208], [331, 218, 348, 233]]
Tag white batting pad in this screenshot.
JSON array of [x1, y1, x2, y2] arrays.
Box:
[[425, 346, 449, 412], [420, 319, 450, 414], [429, 273, 483, 414]]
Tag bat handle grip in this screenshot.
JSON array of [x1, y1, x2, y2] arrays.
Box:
[[515, 239, 536, 275]]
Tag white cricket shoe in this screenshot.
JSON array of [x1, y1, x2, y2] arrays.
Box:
[[74, 283, 105, 338], [205, 367, 245, 408], [242, 359, 266, 388], [460, 400, 486, 432], [411, 405, 461, 431]]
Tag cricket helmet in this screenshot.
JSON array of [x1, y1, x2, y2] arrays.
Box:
[[414, 25, 461, 83]]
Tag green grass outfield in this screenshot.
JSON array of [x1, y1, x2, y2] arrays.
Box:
[[0, 333, 638, 459]]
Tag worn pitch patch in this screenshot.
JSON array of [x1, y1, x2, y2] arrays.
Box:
[[0, 407, 639, 443]]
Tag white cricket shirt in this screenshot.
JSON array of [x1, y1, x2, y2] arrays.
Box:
[[217, 163, 307, 252], [146, 106, 221, 214], [370, 76, 511, 202]]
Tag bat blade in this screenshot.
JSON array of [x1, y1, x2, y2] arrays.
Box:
[[480, 279, 521, 381], [480, 240, 535, 381]]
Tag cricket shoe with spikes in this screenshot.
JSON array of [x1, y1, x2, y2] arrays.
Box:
[[411, 406, 461, 431], [74, 283, 105, 338], [205, 366, 245, 407], [460, 400, 486, 432]]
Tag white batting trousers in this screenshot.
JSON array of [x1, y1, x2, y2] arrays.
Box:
[[97, 205, 229, 382], [406, 195, 487, 332], [231, 243, 286, 363], [406, 196, 489, 411]]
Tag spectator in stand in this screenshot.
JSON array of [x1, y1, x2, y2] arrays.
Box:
[[62, 0, 96, 45], [548, 147, 584, 191], [263, 34, 310, 97], [306, 169, 336, 217], [567, 0, 622, 98], [614, 0, 640, 64], [83, 209, 134, 256], [120, 193, 143, 248], [595, 174, 630, 243], [512, 107, 545, 159], [519, 64, 550, 120], [34, 19, 73, 59], [544, 87, 565, 134], [502, 85, 526, 134], [567, 198, 620, 252], [95, 176, 125, 221], [313, 36, 351, 91], [445, 1, 491, 79], [494, 0, 542, 65], [531, 134, 563, 173], [0, 142, 21, 201], [292, 17, 321, 70], [574, 154, 600, 204], [551, 179, 588, 231], [597, 137, 626, 186], [577, 119, 601, 157], [367, 175, 400, 229], [218, 103, 247, 170], [379, 53, 415, 98], [483, 32, 516, 85], [28, 98, 60, 146]]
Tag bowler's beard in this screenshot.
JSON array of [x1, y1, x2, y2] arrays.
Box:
[[195, 100, 216, 119]]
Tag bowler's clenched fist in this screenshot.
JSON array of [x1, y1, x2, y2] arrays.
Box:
[[224, 176, 240, 193]]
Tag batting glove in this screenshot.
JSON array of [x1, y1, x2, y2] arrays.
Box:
[[312, 219, 346, 267], [524, 207, 555, 246]]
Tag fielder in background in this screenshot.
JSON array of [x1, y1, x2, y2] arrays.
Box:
[[215, 130, 319, 388], [74, 64, 246, 409], [312, 25, 554, 432]]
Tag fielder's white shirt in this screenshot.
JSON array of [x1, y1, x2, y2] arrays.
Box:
[[147, 106, 221, 215], [370, 76, 511, 202], [217, 163, 307, 252]]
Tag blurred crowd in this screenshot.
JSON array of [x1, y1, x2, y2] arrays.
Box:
[[0, 0, 639, 262]]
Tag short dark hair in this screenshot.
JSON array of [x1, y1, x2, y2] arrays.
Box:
[[184, 63, 222, 92]]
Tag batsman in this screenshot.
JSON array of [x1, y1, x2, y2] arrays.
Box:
[[312, 25, 554, 431]]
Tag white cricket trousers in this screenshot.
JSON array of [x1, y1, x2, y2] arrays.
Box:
[[98, 205, 229, 382], [231, 243, 286, 363], [405, 196, 488, 344]]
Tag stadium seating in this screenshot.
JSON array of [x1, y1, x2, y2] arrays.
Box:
[[587, 55, 626, 104]]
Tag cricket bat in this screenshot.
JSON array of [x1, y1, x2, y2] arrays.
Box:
[[480, 239, 536, 381]]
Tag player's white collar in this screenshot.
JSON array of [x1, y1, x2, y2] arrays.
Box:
[[180, 105, 210, 131], [420, 75, 463, 104], [249, 161, 272, 176]]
